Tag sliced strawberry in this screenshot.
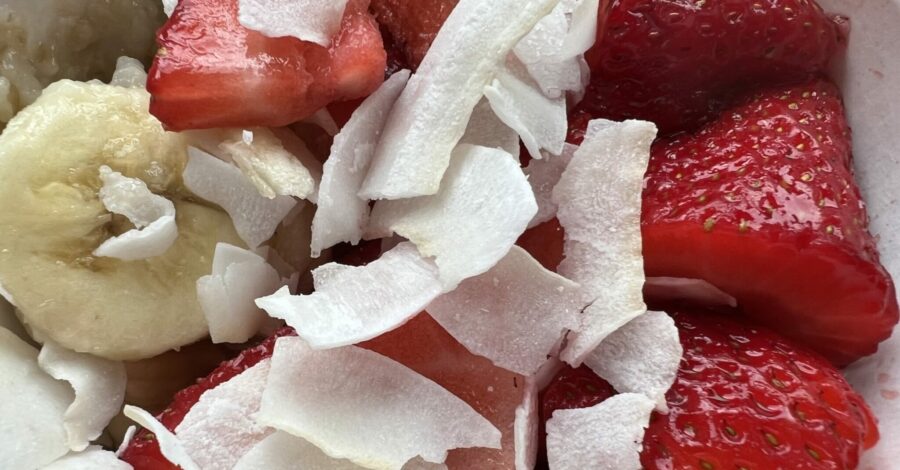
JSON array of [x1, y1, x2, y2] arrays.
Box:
[[540, 309, 878, 469], [576, 0, 846, 135], [642, 79, 898, 365], [148, 0, 386, 131], [369, 0, 458, 69]]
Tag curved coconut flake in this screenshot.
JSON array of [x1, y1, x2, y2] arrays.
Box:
[[311, 70, 411, 257], [256, 242, 443, 349], [485, 62, 567, 159], [238, 0, 349, 47], [183, 147, 297, 249], [559, 0, 601, 58], [513, 1, 583, 99], [37, 341, 127, 451], [524, 143, 576, 228], [174, 360, 273, 469], [0, 328, 72, 469], [42, 446, 132, 470], [359, 0, 561, 199], [427, 246, 581, 375], [110, 57, 148, 89], [553, 119, 657, 366], [644, 277, 738, 308], [197, 244, 283, 344], [583, 311, 682, 411], [514, 378, 539, 470], [460, 98, 520, 158], [162, 0, 177, 16], [93, 166, 178, 261], [257, 337, 501, 470], [123, 405, 199, 470], [546, 393, 654, 470], [368, 145, 537, 290], [116, 426, 136, 457], [220, 127, 317, 201]]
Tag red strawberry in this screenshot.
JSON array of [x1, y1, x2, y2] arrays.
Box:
[[642, 79, 898, 365], [369, 0, 458, 69], [540, 309, 879, 469], [148, 0, 386, 131], [576, 0, 846, 135]]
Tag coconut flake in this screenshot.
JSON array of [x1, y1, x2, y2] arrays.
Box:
[[427, 246, 581, 375], [0, 328, 72, 469], [514, 378, 539, 470], [162, 0, 177, 16], [41, 446, 132, 470], [174, 360, 273, 469], [460, 98, 520, 158], [93, 166, 178, 261], [256, 242, 442, 349], [219, 127, 317, 201], [524, 143, 576, 228], [485, 61, 567, 159], [116, 426, 136, 457], [513, 2, 582, 99], [584, 311, 682, 411], [123, 405, 199, 470], [110, 57, 147, 89], [183, 147, 297, 249], [644, 277, 738, 308], [359, 0, 561, 199], [553, 119, 657, 366], [368, 144, 537, 289], [37, 341, 127, 452], [560, 0, 601, 58], [311, 70, 411, 257], [197, 244, 283, 344], [257, 337, 501, 469], [238, 0, 350, 47]]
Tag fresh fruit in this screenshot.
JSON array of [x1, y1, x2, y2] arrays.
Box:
[[642, 79, 898, 365], [576, 0, 846, 134], [147, 0, 386, 131], [369, 0, 458, 69], [0, 80, 245, 360], [541, 309, 878, 469]]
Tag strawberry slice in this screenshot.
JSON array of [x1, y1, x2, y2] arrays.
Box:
[[576, 0, 846, 135], [369, 0, 458, 69], [540, 309, 878, 469], [642, 79, 898, 365], [148, 0, 386, 131]]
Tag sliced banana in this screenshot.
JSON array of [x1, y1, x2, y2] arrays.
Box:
[[0, 80, 244, 360]]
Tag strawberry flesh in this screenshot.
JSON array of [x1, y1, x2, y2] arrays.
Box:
[[369, 0, 458, 69]]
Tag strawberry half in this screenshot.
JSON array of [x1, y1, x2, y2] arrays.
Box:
[[540, 309, 878, 469], [642, 79, 898, 365], [576, 0, 846, 135], [148, 0, 386, 131]]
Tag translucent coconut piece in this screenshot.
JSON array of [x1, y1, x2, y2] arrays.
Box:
[[256, 242, 443, 348], [162, 0, 177, 16], [123, 405, 199, 470], [257, 337, 501, 469], [514, 378, 539, 470], [311, 70, 411, 257], [460, 98, 520, 158], [37, 341, 127, 451], [368, 145, 537, 289], [644, 277, 738, 308], [427, 246, 581, 375], [220, 127, 317, 201], [560, 0, 601, 57], [238, 0, 350, 47], [546, 393, 654, 470], [42, 446, 132, 470], [524, 143, 576, 228], [359, 0, 561, 199], [0, 328, 72, 469], [513, 2, 582, 99], [583, 311, 682, 411], [175, 360, 273, 469], [94, 166, 178, 261], [553, 119, 657, 366], [183, 147, 297, 249], [110, 57, 147, 89]]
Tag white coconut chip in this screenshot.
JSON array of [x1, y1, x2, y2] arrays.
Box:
[[183, 147, 297, 249], [546, 393, 654, 470], [238, 0, 350, 47], [257, 337, 501, 470], [514, 378, 540, 470], [368, 144, 537, 290], [359, 0, 561, 199], [311, 70, 411, 257], [0, 328, 72, 469], [174, 360, 273, 469], [36, 341, 127, 452], [123, 405, 199, 470], [524, 143, 576, 228], [583, 311, 682, 412], [93, 166, 178, 261], [460, 97, 520, 158], [41, 446, 132, 470], [513, 1, 583, 99], [162, 0, 177, 17], [197, 244, 283, 344], [485, 61, 567, 160], [644, 277, 739, 308], [559, 0, 601, 58], [116, 426, 136, 457], [110, 56, 148, 89], [553, 119, 657, 366], [257, 242, 442, 349], [427, 246, 581, 375], [219, 127, 318, 201]]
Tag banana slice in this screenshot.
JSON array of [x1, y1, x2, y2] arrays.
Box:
[[0, 80, 244, 360]]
